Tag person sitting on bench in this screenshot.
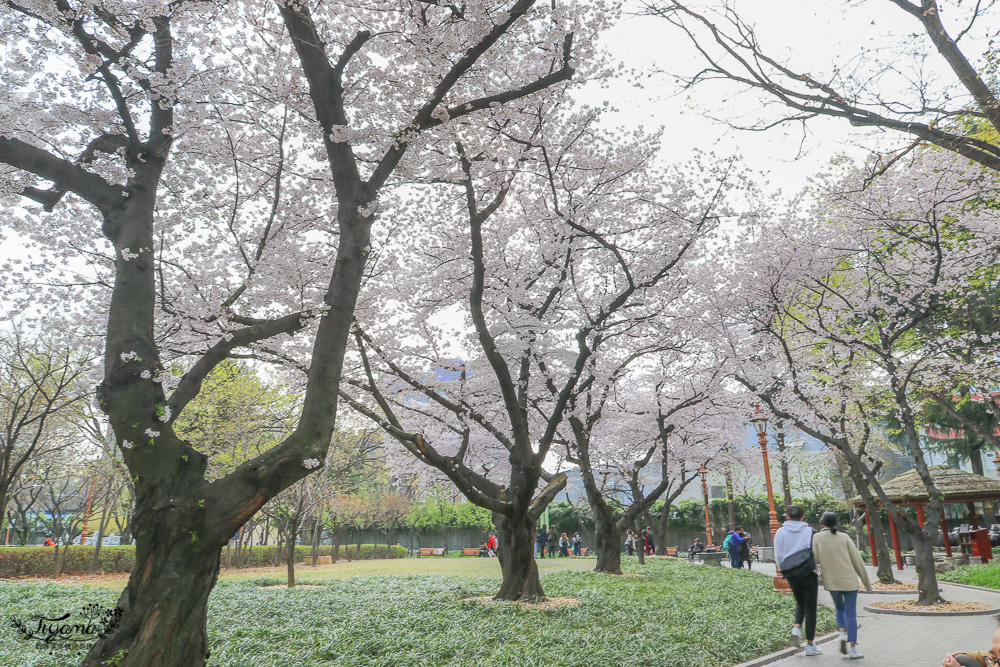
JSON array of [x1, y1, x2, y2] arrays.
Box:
[[942, 627, 1000, 666], [688, 538, 704, 559]]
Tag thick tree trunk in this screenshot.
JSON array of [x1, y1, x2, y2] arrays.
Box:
[[725, 472, 737, 530], [593, 513, 622, 574], [653, 501, 670, 556], [286, 517, 300, 587], [309, 513, 321, 566], [493, 512, 545, 601], [634, 521, 646, 566], [776, 431, 793, 507], [913, 531, 943, 605], [847, 464, 897, 583], [81, 529, 221, 666], [970, 443, 985, 477], [868, 510, 896, 584]]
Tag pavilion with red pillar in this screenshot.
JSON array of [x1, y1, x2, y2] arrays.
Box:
[[853, 465, 1000, 570]]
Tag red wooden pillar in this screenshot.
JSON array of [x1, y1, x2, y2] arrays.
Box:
[[888, 511, 903, 570], [942, 515, 952, 557], [916, 504, 925, 527], [865, 511, 878, 567]]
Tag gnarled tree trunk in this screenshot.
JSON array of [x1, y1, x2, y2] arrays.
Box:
[[593, 511, 622, 574], [493, 512, 545, 601], [82, 500, 222, 667]]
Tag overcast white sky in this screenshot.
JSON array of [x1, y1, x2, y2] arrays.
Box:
[[587, 0, 970, 194]]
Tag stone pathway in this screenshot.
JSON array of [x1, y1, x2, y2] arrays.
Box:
[[737, 561, 1000, 666]]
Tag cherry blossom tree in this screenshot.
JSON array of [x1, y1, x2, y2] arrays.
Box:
[[716, 150, 1000, 603], [563, 351, 736, 573], [0, 1, 607, 662], [341, 96, 745, 596]]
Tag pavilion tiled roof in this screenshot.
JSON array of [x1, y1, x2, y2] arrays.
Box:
[[853, 464, 1000, 505]]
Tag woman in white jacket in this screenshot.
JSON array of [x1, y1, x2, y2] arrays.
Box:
[[813, 512, 873, 660]]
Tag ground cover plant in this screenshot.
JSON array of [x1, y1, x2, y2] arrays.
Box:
[[0, 559, 833, 666], [938, 562, 1000, 590]]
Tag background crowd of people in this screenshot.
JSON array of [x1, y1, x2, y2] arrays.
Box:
[[534, 526, 583, 558]]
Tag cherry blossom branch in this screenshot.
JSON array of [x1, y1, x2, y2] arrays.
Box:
[[648, 1, 1000, 173], [352, 325, 515, 451], [0, 137, 120, 210], [367, 1, 573, 191]]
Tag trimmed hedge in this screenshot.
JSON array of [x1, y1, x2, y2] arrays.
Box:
[[0, 544, 408, 578], [236, 544, 407, 568]]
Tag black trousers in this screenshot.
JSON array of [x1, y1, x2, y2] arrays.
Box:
[[787, 572, 819, 641]]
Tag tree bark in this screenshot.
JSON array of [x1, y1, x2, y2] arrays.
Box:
[[309, 512, 322, 566], [847, 467, 896, 583], [593, 511, 622, 574], [654, 500, 671, 556], [81, 509, 221, 667], [634, 520, 646, 565], [492, 512, 545, 601], [725, 472, 736, 530], [913, 531, 944, 605], [776, 432, 793, 507], [970, 441, 985, 477]]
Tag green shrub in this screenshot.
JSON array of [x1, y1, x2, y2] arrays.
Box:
[[0, 546, 136, 578], [0, 544, 407, 578]]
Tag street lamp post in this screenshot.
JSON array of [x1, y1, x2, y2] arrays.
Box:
[[699, 465, 714, 548], [751, 404, 790, 592]]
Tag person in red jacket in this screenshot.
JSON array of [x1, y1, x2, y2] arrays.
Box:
[[43, 537, 55, 547], [486, 533, 497, 556]]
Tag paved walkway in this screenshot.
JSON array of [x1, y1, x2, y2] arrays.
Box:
[[731, 561, 1000, 666]]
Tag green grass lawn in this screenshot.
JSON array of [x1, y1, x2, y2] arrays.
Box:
[[0, 557, 834, 666]]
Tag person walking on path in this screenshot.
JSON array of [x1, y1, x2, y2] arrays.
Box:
[[774, 505, 822, 656], [486, 532, 497, 557], [726, 527, 747, 568], [625, 529, 635, 556], [813, 512, 872, 660], [572, 533, 582, 556], [535, 525, 548, 559], [644, 527, 655, 555], [547, 526, 559, 559]]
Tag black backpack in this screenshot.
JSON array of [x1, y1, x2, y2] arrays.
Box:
[[781, 533, 815, 581]]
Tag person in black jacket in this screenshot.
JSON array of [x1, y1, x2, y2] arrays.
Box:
[[535, 525, 548, 559], [739, 529, 753, 570], [547, 527, 559, 558]]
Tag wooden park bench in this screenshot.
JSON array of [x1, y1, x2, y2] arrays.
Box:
[[419, 547, 446, 557], [665, 547, 678, 557], [461, 548, 481, 557]]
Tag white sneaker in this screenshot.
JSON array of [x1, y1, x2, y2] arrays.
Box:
[[839, 632, 848, 654], [804, 644, 823, 656], [791, 627, 802, 648], [849, 646, 864, 659]]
